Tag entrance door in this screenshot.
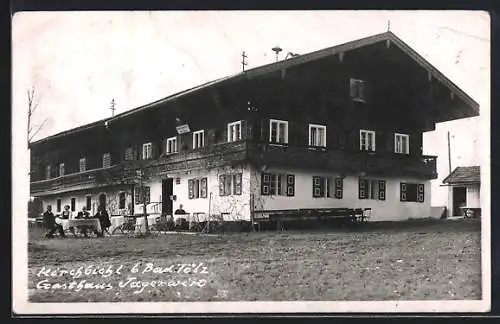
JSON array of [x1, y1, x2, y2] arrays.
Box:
[[162, 178, 174, 215], [452, 187, 467, 216], [99, 193, 107, 211]]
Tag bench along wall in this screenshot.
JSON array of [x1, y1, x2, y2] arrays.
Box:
[[250, 166, 431, 222]]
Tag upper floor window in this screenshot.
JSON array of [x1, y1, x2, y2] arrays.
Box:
[[45, 165, 51, 180], [350, 78, 366, 102], [142, 143, 152, 160], [269, 119, 288, 144], [79, 157, 87, 172], [394, 133, 410, 154], [227, 121, 242, 142], [360, 130, 376, 152], [166, 136, 178, 155], [193, 130, 205, 149], [309, 124, 326, 147], [102, 153, 111, 168], [124, 147, 134, 161], [59, 163, 65, 177]]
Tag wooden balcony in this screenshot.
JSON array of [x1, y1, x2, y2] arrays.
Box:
[[30, 165, 126, 196], [245, 142, 437, 180]]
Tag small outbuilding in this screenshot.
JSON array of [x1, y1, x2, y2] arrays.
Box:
[[442, 166, 481, 218]]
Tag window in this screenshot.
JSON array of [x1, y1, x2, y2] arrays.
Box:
[[124, 147, 134, 160], [312, 176, 343, 198], [135, 186, 151, 204], [119, 192, 126, 209], [71, 198, 76, 212], [102, 153, 111, 168], [59, 163, 65, 177], [309, 124, 327, 147], [261, 173, 294, 196], [269, 119, 288, 144], [142, 143, 152, 160], [350, 78, 366, 102], [400, 183, 424, 202], [45, 165, 51, 180], [166, 136, 178, 154], [219, 173, 243, 196], [56, 199, 61, 212], [227, 121, 242, 142], [79, 158, 87, 172], [193, 130, 205, 149], [360, 130, 376, 152], [86, 195, 92, 210], [394, 133, 410, 154], [188, 178, 208, 199], [359, 179, 386, 200]]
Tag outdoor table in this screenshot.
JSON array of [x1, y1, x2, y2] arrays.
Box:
[[134, 215, 158, 233], [110, 216, 125, 231], [56, 218, 102, 233]]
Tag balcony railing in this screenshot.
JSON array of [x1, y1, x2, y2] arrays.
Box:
[[246, 142, 437, 179]]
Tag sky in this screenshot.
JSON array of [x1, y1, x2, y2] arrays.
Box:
[[12, 10, 490, 206]]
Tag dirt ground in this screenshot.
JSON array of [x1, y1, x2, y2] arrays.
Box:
[[27, 218, 481, 302]]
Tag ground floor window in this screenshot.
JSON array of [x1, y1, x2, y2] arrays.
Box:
[[261, 173, 294, 196], [400, 183, 424, 202], [119, 192, 126, 209], [219, 173, 243, 196], [56, 199, 61, 212], [188, 178, 207, 199], [135, 186, 151, 204], [359, 179, 386, 200], [86, 195, 92, 210], [312, 176, 343, 198], [70, 198, 76, 211]]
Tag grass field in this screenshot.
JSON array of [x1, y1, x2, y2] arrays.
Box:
[[27, 218, 481, 302]]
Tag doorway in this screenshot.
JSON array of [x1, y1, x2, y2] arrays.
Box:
[[452, 187, 467, 216], [162, 178, 174, 215], [99, 193, 107, 211]]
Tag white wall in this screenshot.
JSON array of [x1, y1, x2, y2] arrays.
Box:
[[467, 184, 480, 208], [133, 175, 163, 216], [250, 166, 432, 222], [40, 185, 133, 217]]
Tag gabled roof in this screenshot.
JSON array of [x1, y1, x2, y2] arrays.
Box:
[[30, 31, 480, 147], [442, 166, 481, 184]]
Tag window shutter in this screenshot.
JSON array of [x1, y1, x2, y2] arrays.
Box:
[[201, 178, 208, 198], [334, 178, 343, 199], [261, 173, 270, 195], [145, 187, 151, 204], [359, 179, 367, 199], [417, 184, 424, 202], [188, 179, 194, 199], [219, 175, 225, 196], [286, 174, 295, 196], [234, 173, 242, 195], [400, 183, 407, 202], [312, 176, 322, 198], [378, 180, 386, 200]]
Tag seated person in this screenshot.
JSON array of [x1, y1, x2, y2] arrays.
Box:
[[174, 204, 188, 229], [77, 206, 99, 237], [43, 205, 66, 238], [60, 205, 76, 236]]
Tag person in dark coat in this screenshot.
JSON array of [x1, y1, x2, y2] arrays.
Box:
[[95, 204, 111, 236], [43, 205, 66, 238]]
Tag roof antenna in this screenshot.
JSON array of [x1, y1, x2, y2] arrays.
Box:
[[272, 45, 282, 62], [387, 20, 391, 32], [110, 98, 116, 117], [241, 51, 248, 71]]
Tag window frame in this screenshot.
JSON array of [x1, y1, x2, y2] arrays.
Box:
[[309, 124, 327, 147], [193, 130, 205, 149], [86, 195, 92, 211], [119, 192, 126, 209], [359, 129, 376, 152], [70, 197, 76, 212], [227, 120, 243, 143], [124, 146, 134, 161], [349, 78, 366, 102], [59, 163, 65, 177], [269, 119, 289, 144], [142, 142, 153, 160], [56, 198, 62, 212], [102, 152, 111, 168], [45, 165, 51, 180], [79, 157, 87, 172], [166, 136, 178, 155], [394, 133, 410, 155]]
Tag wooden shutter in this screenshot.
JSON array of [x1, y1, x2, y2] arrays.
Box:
[[400, 183, 407, 202], [145, 187, 151, 204], [188, 179, 194, 199], [234, 173, 242, 195], [219, 175, 225, 196], [261, 173, 270, 195], [334, 177, 343, 199], [286, 174, 295, 196], [201, 178, 208, 198], [417, 183, 425, 202], [359, 178, 367, 199], [312, 176, 322, 198], [378, 180, 386, 200]]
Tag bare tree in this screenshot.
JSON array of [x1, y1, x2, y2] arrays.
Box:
[[27, 85, 48, 148]]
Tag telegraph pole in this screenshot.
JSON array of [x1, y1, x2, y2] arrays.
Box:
[[137, 169, 149, 235], [241, 51, 248, 71], [110, 99, 116, 117], [447, 131, 452, 174]]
